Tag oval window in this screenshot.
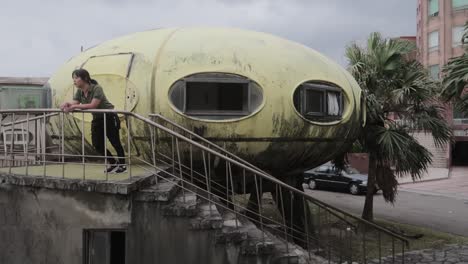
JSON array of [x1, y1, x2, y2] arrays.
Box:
[[169, 73, 263, 120], [293, 81, 345, 122]]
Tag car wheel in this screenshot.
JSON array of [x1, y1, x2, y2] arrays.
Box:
[[308, 179, 317, 190], [349, 183, 360, 195]]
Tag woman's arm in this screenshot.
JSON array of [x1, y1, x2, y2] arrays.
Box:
[[69, 99, 101, 110], [60, 100, 80, 110]]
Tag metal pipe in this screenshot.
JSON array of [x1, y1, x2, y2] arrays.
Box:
[[104, 113, 108, 181], [189, 134, 193, 183], [127, 117, 132, 179], [290, 190, 293, 242], [26, 113, 30, 176], [171, 135, 175, 175], [228, 162, 238, 229], [61, 112, 65, 178], [279, 186, 289, 253], [175, 138, 185, 203], [150, 124, 157, 185], [202, 151, 211, 217], [81, 112, 85, 180], [9, 113, 15, 174], [253, 174, 265, 245], [224, 142, 228, 204], [302, 197, 311, 260], [42, 113, 46, 178], [1, 112, 58, 126]]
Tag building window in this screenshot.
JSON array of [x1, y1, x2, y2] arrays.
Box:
[[169, 73, 263, 120], [293, 82, 344, 122], [453, 106, 468, 124], [429, 65, 440, 80], [0, 85, 49, 110], [83, 229, 126, 264], [185, 82, 247, 113], [452, 0, 468, 10], [428, 31, 439, 52], [428, 0, 439, 16], [453, 26, 465, 47]]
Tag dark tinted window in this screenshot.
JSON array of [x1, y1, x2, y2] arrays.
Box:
[[304, 90, 324, 114], [293, 82, 344, 122], [186, 82, 248, 112], [169, 73, 263, 120]]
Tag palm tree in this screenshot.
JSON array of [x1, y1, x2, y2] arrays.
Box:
[[441, 23, 468, 114], [343, 32, 452, 221]]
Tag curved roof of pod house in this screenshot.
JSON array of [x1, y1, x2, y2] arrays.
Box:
[[49, 27, 361, 125]]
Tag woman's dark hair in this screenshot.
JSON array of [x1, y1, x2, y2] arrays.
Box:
[[72, 69, 98, 84]]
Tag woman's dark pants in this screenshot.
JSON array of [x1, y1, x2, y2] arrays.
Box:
[[91, 113, 126, 165]]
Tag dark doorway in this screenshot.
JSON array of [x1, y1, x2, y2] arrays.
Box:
[[110, 231, 126, 264], [84, 229, 126, 264], [452, 141, 468, 166]]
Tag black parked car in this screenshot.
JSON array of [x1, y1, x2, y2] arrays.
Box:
[[303, 163, 378, 195]]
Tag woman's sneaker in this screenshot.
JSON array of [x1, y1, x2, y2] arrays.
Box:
[[105, 164, 118, 173], [113, 165, 127, 174]]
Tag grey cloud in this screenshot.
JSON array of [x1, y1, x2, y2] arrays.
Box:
[[0, 0, 416, 77]]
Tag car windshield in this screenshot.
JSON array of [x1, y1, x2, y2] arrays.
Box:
[[343, 167, 360, 174]]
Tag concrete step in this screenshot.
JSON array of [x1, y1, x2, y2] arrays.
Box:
[[134, 178, 180, 202], [162, 190, 198, 217], [215, 210, 324, 263], [190, 199, 223, 229]]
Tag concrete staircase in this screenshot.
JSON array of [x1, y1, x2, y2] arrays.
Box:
[[411, 132, 448, 168], [134, 175, 323, 264]]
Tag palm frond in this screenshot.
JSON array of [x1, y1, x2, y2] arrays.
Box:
[[345, 31, 450, 205]]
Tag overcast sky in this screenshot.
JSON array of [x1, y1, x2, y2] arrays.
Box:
[[0, 0, 416, 77]]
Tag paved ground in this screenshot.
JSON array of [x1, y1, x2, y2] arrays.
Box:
[[369, 244, 468, 264], [400, 167, 468, 200], [398, 168, 449, 184], [304, 188, 468, 237], [306, 175, 468, 263]]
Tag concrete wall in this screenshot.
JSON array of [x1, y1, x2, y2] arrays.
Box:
[[0, 185, 131, 264], [412, 132, 448, 168], [128, 202, 233, 264], [0, 185, 274, 264], [417, 0, 468, 168], [417, 0, 467, 67]]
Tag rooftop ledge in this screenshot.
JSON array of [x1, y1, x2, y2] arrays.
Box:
[[0, 164, 161, 195]]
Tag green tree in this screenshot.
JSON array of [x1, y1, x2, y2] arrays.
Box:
[[344, 32, 452, 221], [441, 23, 468, 114]]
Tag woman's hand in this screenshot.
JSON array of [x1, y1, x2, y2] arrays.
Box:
[[60, 102, 70, 110], [64, 104, 76, 113]]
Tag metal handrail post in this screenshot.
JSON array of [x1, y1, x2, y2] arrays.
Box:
[[26, 113, 30, 176], [9, 113, 15, 174], [127, 117, 132, 179], [104, 113, 108, 181], [61, 112, 65, 178], [81, 112, 85, 180], [42, 113, 46, 178]]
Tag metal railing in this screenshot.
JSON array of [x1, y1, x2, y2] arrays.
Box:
[[0, 109, 409, 263]]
